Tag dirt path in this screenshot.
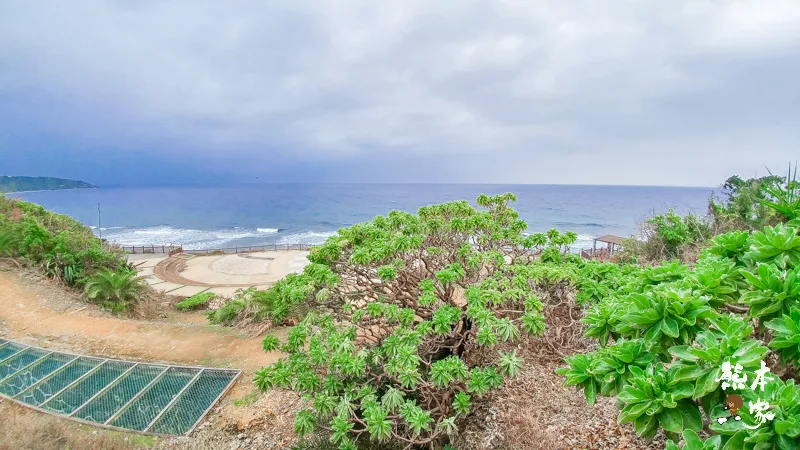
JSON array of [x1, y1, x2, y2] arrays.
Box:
[[0, 271, 283, 373], [0, 269, 305, 449]]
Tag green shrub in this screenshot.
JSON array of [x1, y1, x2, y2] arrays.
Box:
[[710, 174, 783, 231], [254, 194, 556, 448], [176, 292, 216, 311], [556, 338, 654, 405], [668, 314, 768, 413], [84, 269, 146, 312], [765, 307, 800, 367], [702, 230, 750, 265], [558, 205, 800, 446], [616, 286, 718, 355], [207, 299, 246, 324], [684, 257, 743, 308], [617, 363, 703, 440], [0, 197, 127, 292], [759, 164, 800, 222], [665, 430, 721, 450], [740, 263, 800, 325], [709, 378, 800, 449], [742, 224, 800, 269], [206, 266, 338, 327]]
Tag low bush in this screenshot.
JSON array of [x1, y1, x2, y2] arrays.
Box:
[[176, 292, 216, 311], [758, 164, 800, 222], [623, 210, 712, 263], [84, 269, 146, 312], [208, 265, 339, 327], [710, 165, 800, 231], [560, 222, 800, 447], [0, 197, 143, 311], [709, 174, 784, 231], [252, 194, 573, 448]]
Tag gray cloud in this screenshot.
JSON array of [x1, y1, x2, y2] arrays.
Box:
[[1, 0, 799, 186]]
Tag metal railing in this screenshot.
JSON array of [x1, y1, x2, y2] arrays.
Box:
[[122, 243, 313, 255], [580, 247, 619, 260], [121, 245, 181, 255]]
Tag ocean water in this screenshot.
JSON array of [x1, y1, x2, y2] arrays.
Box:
[[8, 184, 714, 251]]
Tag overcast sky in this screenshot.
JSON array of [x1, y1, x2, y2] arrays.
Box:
[[1, 1, 799, 187]]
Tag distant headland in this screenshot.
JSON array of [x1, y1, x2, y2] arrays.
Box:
[[0, 176, 96, 193]]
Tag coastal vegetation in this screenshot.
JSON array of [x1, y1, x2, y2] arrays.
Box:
[[2, 165, 800, 449], [225, 165, 800, 449], [176, 291, 216, 311], [254, 194, 569, 448], [0, 175, 95, 193], [559, 170, 800, 449], [84, 268, 147, 312], [0, 196, 144, 311]]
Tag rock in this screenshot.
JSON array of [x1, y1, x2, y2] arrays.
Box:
[[235, 416, 264, 431], [452, 285, 467, 307]]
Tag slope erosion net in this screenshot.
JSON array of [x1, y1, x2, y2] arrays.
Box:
[[0, 338, 240, 436]]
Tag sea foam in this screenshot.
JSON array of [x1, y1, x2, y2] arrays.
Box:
[[276, 231, 337, 245], [99, 225, 335, 250]]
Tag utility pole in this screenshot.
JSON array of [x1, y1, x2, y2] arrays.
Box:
[[98, 203, 102, 240]]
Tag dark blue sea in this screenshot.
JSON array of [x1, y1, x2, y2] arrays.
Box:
[[8, 184, 715, 251]]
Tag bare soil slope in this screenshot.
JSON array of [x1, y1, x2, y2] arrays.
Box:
[[0, 270, 280, 371], [0, 267, 666, 449]]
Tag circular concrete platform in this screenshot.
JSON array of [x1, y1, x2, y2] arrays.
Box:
[[132, 250, 311, 297]]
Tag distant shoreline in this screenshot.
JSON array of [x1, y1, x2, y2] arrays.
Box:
[[3, 187, 98, 195]]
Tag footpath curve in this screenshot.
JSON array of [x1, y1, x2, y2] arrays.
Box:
[[0, 272, 282, 373]]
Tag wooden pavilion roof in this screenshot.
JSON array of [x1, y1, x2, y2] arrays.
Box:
[[594, 234, 626, 246]]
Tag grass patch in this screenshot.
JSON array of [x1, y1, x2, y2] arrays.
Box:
[[233, 391, 259, 407], [176, 292, 215, 311]]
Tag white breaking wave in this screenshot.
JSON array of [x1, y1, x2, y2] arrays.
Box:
[[101, 226, 239, 248], [276, 231, 337, 245], [101, 225, 607, 252], [100, 225, 337, 250], [573, 233, 600, 251]]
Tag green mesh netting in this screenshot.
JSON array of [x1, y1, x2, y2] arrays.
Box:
[[111, 367, 199, 431], [0, 339, 240, 435], [0, 341, 26, 361], [0, 352, 74, 397], [0, 347, 51, 380], [43, 360, 134, 415], [148, 369, 239, 434], [73, 364, 168, 423], [18, 357, 103, 407]]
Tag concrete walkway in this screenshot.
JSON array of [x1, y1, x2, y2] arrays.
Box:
[[129, 251, 311, 298]]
